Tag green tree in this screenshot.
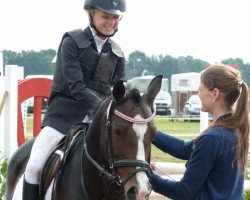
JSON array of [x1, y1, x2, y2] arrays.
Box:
[[3, 49, 249, 88], [126, 50, 150, 79], [3, 49, 56, 77], [221, 58, 250, 86]]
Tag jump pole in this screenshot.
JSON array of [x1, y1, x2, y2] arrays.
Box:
[[0, 91, 8, 116]]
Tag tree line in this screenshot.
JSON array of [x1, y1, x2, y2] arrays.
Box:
[[2, 49, 250, 87]]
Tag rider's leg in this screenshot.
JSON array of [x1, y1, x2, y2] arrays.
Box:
[[22, 180, 39, 200], [23, 126, 64, 200]]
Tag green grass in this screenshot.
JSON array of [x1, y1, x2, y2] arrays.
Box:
[[154, 118, 200, 134], [26, 116, 33, 134]]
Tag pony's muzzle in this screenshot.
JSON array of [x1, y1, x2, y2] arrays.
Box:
[[125, 182, 152, 200]]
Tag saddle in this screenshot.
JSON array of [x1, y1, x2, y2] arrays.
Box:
[[39, 122, 88, 199]]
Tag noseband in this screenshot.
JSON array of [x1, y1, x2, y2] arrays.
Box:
[[83, 100, 155, 187]]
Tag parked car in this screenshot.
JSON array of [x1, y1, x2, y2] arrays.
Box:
[[183, 95, 201, 116], [154, 91, 172, 115]]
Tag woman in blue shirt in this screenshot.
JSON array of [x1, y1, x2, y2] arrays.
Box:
[[149, 63, 250, 200]]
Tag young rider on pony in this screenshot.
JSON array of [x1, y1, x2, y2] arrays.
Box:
[[22, 0, 126, 199]]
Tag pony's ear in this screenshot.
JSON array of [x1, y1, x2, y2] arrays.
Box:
[[146, 75, 163, 105], [113, 80, 126, 103]]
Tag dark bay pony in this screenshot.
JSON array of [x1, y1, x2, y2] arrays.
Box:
[[6, 75, 163, 200]]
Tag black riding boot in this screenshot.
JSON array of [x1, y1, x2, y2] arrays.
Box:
[[23, 179, 39, 200]]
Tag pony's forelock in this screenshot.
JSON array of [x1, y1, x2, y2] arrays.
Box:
[[128, 89, 141, 104]]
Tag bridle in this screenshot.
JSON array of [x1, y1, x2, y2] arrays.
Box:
[[83, 99, 155, 187]]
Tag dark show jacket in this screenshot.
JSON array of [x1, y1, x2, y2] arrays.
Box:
[[42, 27, 125, 134]]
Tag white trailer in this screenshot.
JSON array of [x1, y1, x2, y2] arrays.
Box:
[[127, 75, 169, 93], [171, 72, 200, 113]]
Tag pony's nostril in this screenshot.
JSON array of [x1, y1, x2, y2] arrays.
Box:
[[127, 186, 137, 200]]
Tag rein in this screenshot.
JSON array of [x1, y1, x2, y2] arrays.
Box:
[[84, 99, 155, 187]]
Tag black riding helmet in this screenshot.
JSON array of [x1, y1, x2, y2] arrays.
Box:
[[84, 0, 126, 37], [84, 0, 126, 15]]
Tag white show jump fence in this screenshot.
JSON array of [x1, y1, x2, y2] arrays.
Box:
[[0, 65, 24, 159]]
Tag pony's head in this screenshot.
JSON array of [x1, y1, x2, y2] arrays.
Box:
[[97, 75, 162, 200]]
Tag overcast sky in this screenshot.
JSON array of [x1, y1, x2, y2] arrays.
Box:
[[0, 0, 249, 64]]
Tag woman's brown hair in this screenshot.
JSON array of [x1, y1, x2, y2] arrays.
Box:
[[199, 63, 250, 173]]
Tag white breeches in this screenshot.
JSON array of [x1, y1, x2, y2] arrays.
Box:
[[24, 126, 64, 184]]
